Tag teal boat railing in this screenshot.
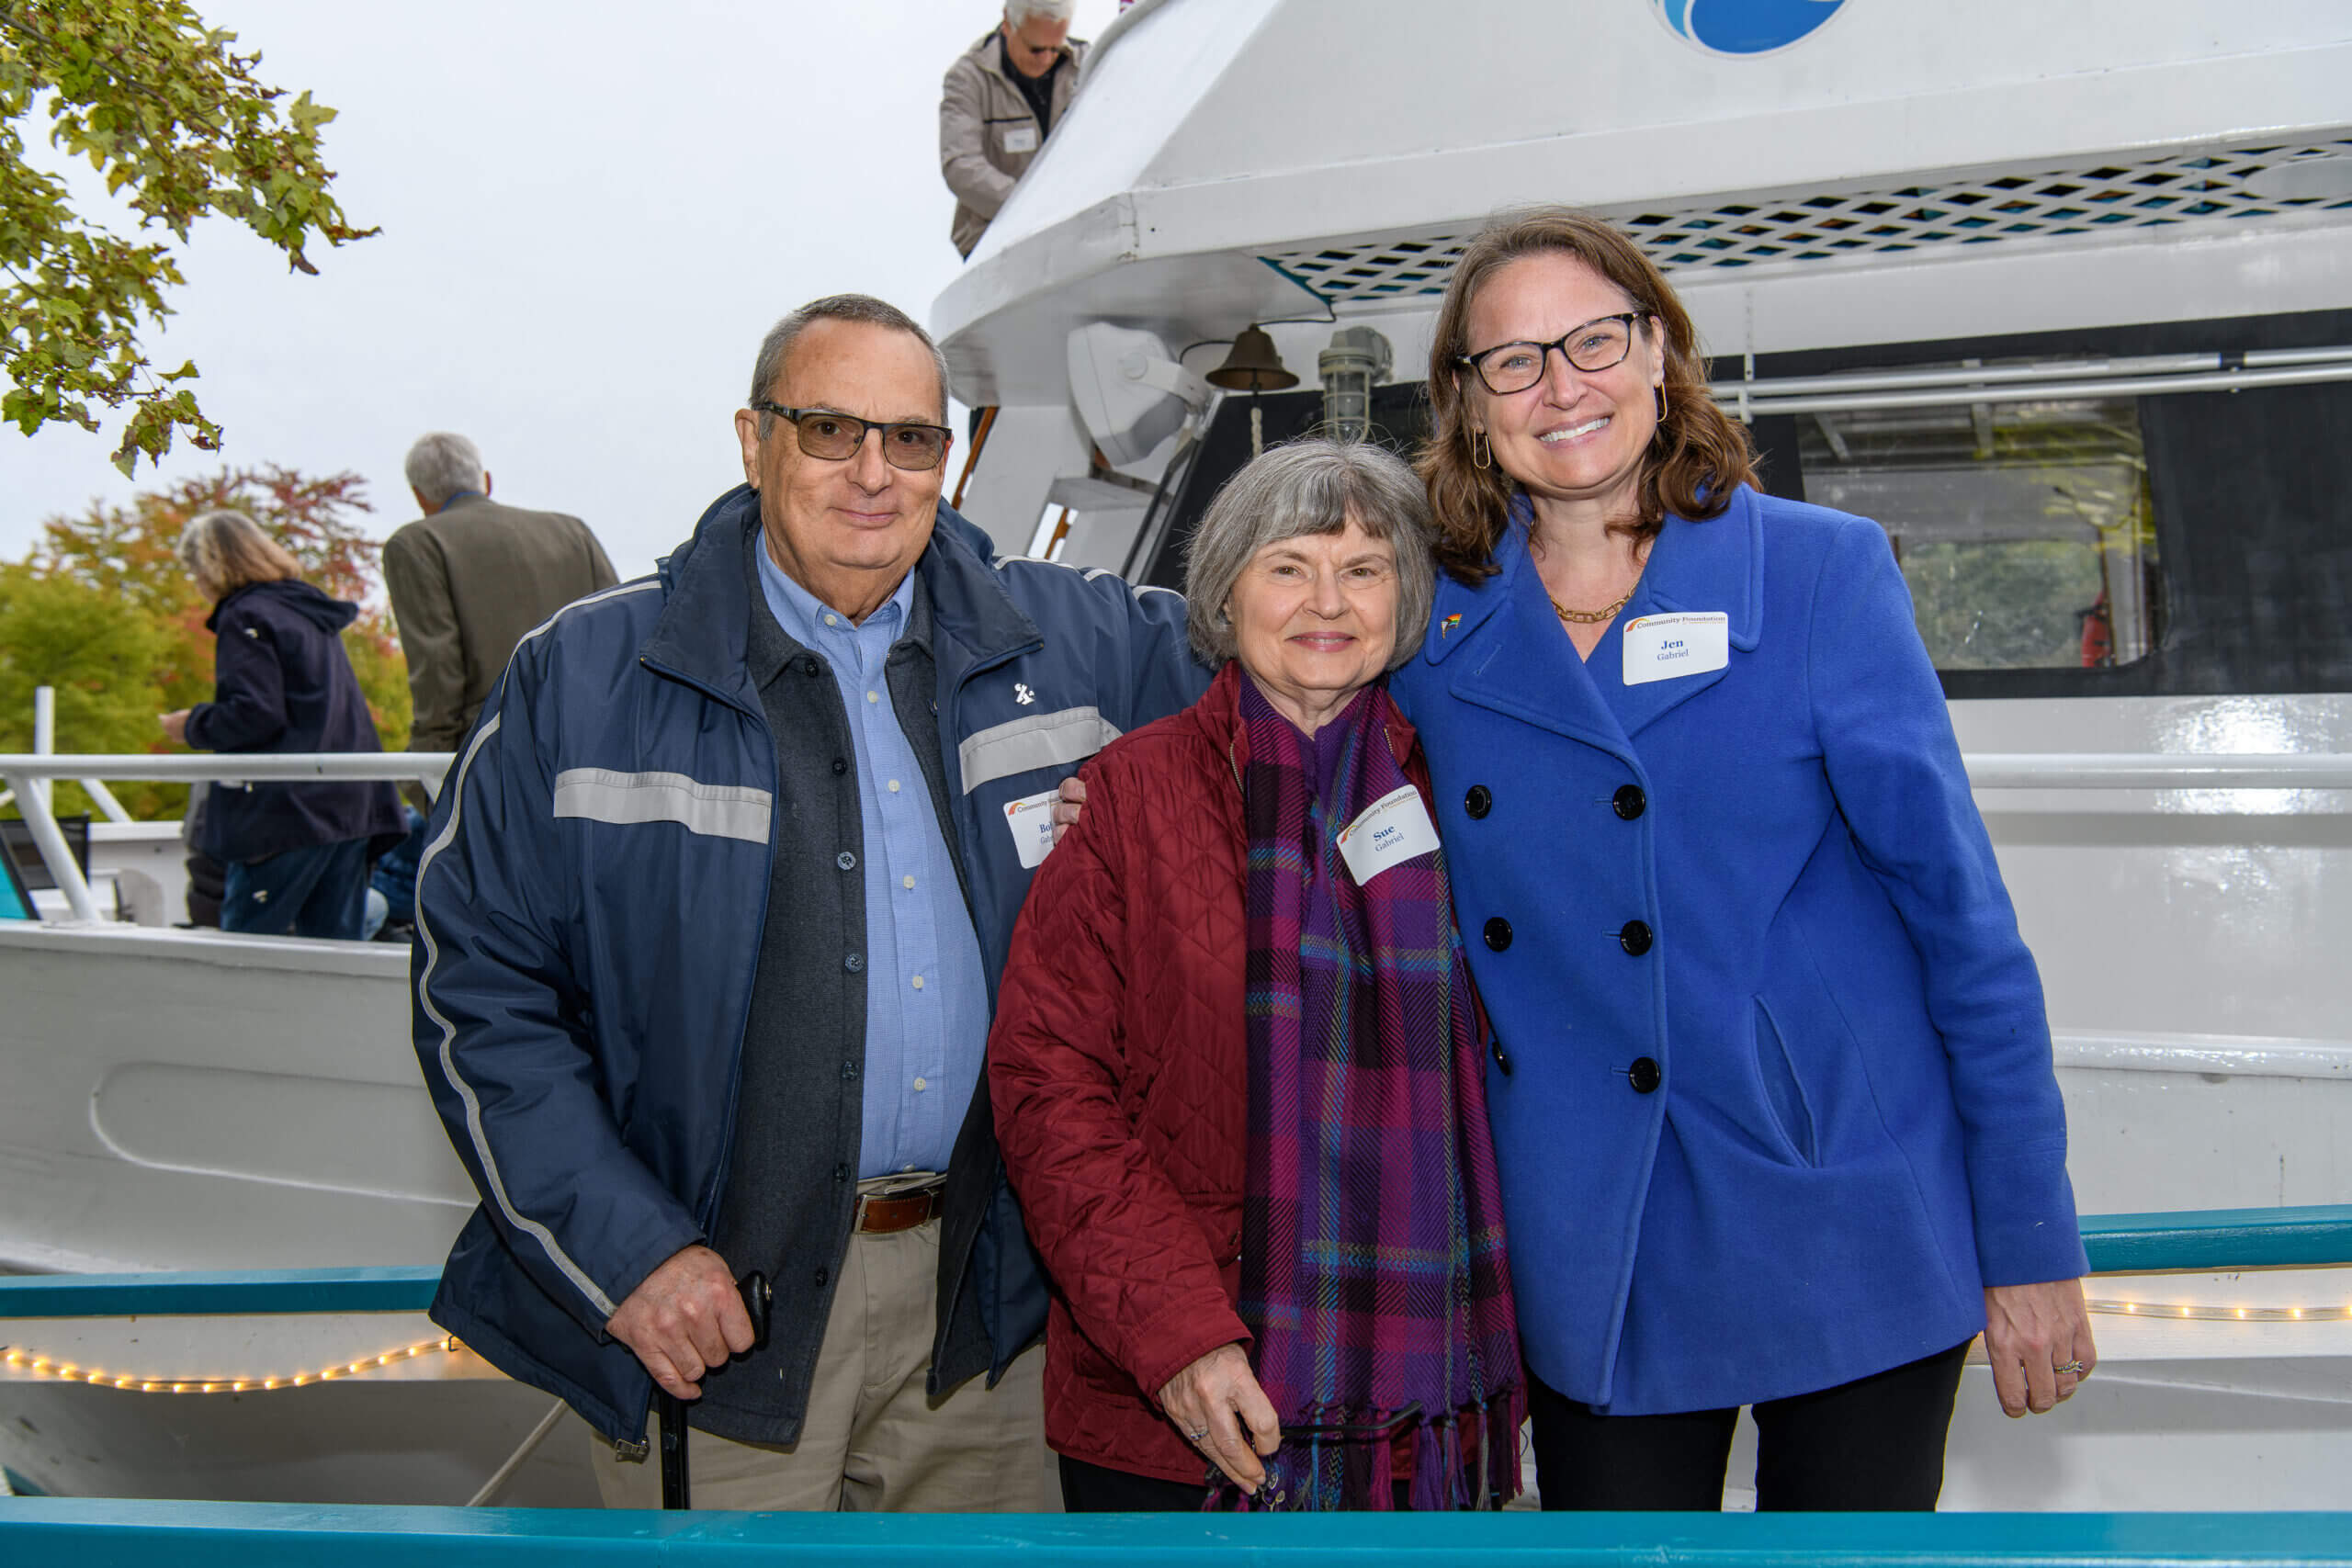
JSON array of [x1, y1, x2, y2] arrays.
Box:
[[6, 1499, 2352, 1567], [3, 1207, 2348, 1563]]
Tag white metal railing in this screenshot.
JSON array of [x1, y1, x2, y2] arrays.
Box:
[[1962, 753, 2352, 790], [1, 752, 452, 925], [6, 750, 2347, 929], [1707, 345, 2352, 418]]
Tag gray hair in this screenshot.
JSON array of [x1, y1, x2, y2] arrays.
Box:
[[403, 433, 488, 509], [749, 294, 951, 436], [1006, 0, 1075, 23], [175, 508, 301, 604], [1183, 438, 1437, 671]]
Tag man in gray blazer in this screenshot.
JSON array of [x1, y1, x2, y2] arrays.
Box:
[[384, 433, 618, 756], [939, 1, 1088, 258]]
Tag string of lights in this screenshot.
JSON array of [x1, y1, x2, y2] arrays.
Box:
[[0, 1336, 460, 1393], [2087, 1299, 2352, 1322], [8, 1296, 2349, 1394]]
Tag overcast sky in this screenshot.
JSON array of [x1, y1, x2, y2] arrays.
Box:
[[6, 0, 1125, 581]]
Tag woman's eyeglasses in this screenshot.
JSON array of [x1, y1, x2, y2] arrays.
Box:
[[753, 402, 954, 472], [1454, 312, 1643, 395]]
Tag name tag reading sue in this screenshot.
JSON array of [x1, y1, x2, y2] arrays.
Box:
[[1621, 612, 1730, 686], [1335, 785, 1442, 886], [1003, 788, 1059, 870], [1000, 124, 1039, 154]]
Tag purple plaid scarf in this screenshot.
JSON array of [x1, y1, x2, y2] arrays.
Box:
[[1231, 675, 1521, 1511]]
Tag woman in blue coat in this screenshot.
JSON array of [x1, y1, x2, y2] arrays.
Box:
[[162, 509, 407, 940], [1389, 209, 2096, 1510]]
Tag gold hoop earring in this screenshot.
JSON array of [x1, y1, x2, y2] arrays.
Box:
[[1654, 386, 1667, 422], [1469, 428, 1491, 470]]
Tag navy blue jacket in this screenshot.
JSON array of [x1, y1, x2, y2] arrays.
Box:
[[413, 487, 1206, 1442], [1393, 486, 2086, 1416], [185, 579, 405, 863]]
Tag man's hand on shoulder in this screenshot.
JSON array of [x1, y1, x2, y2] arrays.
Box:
[[605, 1243, 755, 1400], [1050, 774, 1087, 844]]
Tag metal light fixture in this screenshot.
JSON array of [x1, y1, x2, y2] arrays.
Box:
[[1317, 326, 1393, 442], [1206, 325, 1297, 457]]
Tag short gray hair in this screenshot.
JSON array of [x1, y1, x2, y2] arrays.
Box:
[[403, 433, 487, 509], [1006, 0, 1075, 23], [749, 294, 951, 436], [1183, 438, 1436, 671]]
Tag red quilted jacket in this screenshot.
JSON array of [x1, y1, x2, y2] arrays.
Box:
[[989, 662, 1443, 1484]]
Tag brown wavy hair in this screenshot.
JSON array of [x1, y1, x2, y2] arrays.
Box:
[[1418, 208, 1756, 580]]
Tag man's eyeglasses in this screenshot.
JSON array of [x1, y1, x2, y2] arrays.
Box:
[[1455, 312, 1644, 396], [754, 402, 954, 472]]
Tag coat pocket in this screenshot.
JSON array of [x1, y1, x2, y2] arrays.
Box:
[[1751, 997, 1820, 1167]]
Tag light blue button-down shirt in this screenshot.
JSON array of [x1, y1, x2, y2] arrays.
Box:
[[755, 545, 990, 1178]]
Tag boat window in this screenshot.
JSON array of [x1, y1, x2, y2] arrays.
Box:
[[1796, 392, 2157, 671]]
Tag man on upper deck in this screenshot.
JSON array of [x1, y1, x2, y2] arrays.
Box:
[[940, 1, 1088, 258], [411, 293, 1206, 1509]]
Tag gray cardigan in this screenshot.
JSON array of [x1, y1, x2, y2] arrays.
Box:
[[693, 532, 974, 1446]]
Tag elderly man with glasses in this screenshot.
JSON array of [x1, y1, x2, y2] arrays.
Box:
[[413, 293, 1206, 1511]]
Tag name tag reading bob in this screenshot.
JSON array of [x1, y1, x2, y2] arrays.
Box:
[[1003, 788, 1059, 870], [1622, 612, 1730, 686], [1336, 785, 1442, 886]]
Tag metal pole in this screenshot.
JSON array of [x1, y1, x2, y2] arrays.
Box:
[[31, 686, 54, 811], [2, 769, 102, 923], [77, 778, 134, 824]]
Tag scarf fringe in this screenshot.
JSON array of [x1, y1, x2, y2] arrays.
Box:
[[1208, 1393, 1526, 1512]]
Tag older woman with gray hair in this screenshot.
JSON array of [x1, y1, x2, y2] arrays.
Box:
[[989, 439, 1522, 1513]]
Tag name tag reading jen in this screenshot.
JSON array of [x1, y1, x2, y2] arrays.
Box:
[[1335, 785, 1442, 886], [1003, 788, 1059, 870], [1000, 124, 1040, 154], [1621, 612, 1730, 686]]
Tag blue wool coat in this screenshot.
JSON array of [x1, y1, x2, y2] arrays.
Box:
[[1390, 485, 2086, 1416]]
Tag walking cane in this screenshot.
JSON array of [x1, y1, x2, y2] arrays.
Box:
[[658, 1270, 772, 1510]]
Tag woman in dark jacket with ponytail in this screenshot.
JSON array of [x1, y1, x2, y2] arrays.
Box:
[[161, 509, 406, 939]]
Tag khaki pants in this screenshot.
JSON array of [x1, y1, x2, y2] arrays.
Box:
[[590, 1211, 1054, 1512]]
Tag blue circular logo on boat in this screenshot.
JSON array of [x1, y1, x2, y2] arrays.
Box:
[[1657, 0, 1849, 55]]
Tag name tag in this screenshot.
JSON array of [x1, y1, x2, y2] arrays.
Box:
[[1003, 787, 1059, 870], [1622, 612, 1730, 686], [1335, 785, 1442, 886], [1000, 124, 1039, 154]]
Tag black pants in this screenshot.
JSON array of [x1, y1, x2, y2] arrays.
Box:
[[1058, 1454, 1206, 1512], [1527, 1341, 1970, 1511]]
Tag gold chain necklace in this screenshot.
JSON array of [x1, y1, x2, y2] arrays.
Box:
[[1552, 586, 1636, 625], [1533, 530, 1648, 626]]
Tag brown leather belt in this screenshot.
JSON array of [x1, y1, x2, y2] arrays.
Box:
[[853, 1183, 944, 1235]]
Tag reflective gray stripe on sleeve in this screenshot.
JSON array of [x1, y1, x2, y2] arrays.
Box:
[[552, 769, 773, 844], [414, 715, 619, 1321], [958, 705, 1122, 794]]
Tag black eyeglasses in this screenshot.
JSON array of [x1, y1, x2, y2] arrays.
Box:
[[753, 402, 954, 471], [1455, 312, 1644, 395]]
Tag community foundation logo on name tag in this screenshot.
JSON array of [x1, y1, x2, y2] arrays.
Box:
[[1335, 785, 1442, 886], [1003, 788, 1059, 870], [1622, 612, 1731, 686]]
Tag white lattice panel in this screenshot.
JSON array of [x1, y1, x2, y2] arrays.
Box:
[[1259, 139, 2352, 303]]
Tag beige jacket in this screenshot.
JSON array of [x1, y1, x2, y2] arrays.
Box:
[[939, 28, 1087, 258], [382, 494, 616, 754]]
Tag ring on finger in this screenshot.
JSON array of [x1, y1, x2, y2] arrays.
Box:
[[1185, 1426, 1209, 1443], [2054, 1359, 2087, 1376]]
